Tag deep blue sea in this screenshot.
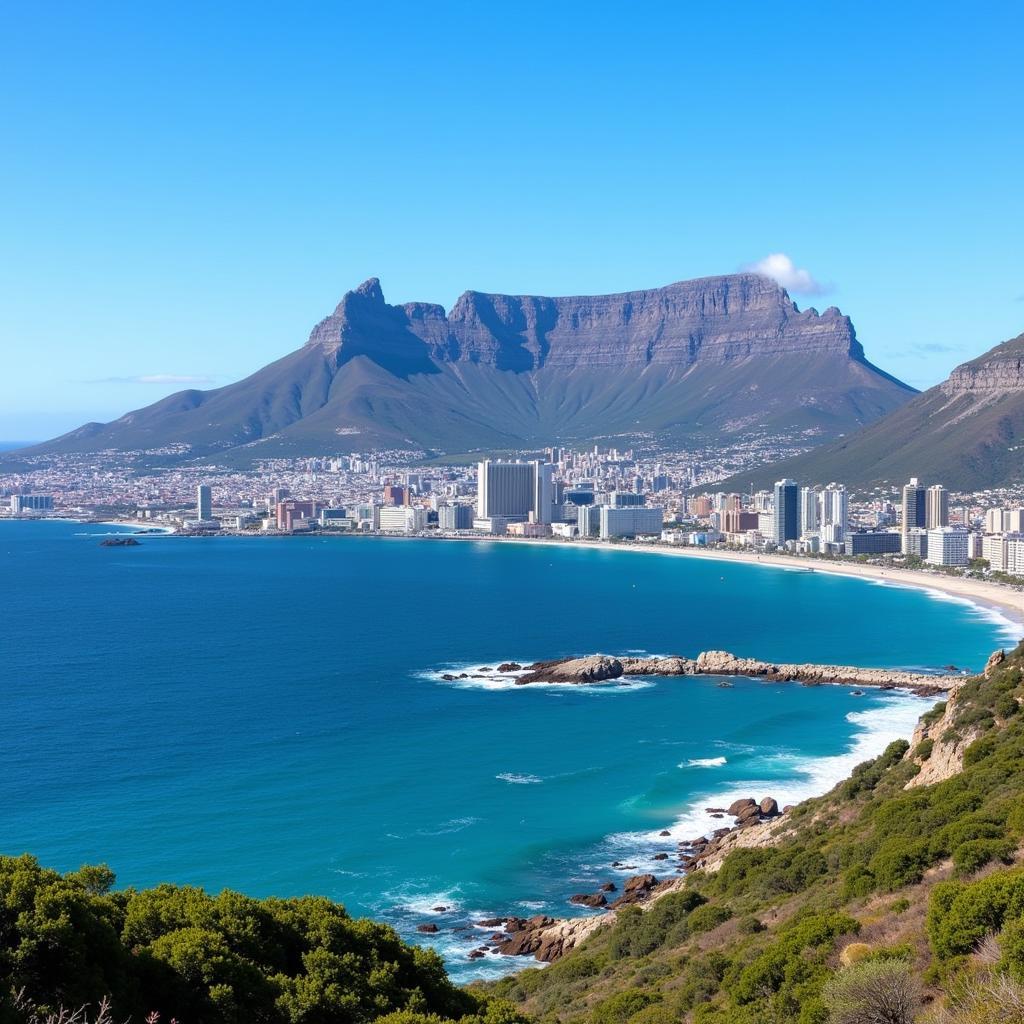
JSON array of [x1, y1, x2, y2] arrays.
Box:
[[0, 521, 1017, 979]]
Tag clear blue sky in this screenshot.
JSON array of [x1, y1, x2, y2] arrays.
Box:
[[2, 1, 1022, 440]]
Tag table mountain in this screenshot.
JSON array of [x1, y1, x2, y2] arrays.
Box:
[[20, 274, 914, 462], [719, 330, 1024, 492]]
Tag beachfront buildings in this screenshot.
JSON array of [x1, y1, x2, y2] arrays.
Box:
[[477, 460, 553, 524], [599, 505, 664, 540], [927, 485, 950, 529], [901, 478, 926, 553], [926, 526, 970, 567], [378, 506, 427, 533], [772, 479, 799, 545]]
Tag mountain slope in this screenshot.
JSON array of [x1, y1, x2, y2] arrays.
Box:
[[718, 331, 1024, 492], [19, 275, 915, 462]]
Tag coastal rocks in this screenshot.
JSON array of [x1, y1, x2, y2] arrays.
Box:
[[509, 650, 959, 691], [905, 685, 976, 789], [985, 650, 1006, 678], [516, 655, 624, 685], [99, 537, 140, 547], [759, 797, 780, 817], [569, 892, 607, 908], [609, 874, 659, 908], [598, 882, 617, 892], [727, 798, 756, 815], [416, 923, 439, 934], [497, 662, 522, 672]]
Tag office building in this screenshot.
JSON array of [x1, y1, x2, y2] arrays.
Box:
[[901, 478, 926, 552], [383, 485, 408, 507], [926, 527, 969, 567], [477, 460, 553, 522], [772, 479, 799, 545], [926, 485, 949, 529], [847, 531, 902, 556], [378, 506, 426, 533], [599, 506, 664, 540], [607, 491, 646, 507], [10, 494, 54, 512], [438, 504, 473, 531], [577, 504, 602, 538], [276, 500, 319, 531], [821, 483, 849, 541], [905, 527, 929, 560], [197, 484, 212, 521], [799, 486, 819, 537], [723, 509, 759, 534]]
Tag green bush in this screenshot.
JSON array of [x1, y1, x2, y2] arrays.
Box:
[[952, 837, 1015, 876], [927, 868, 1024, 959], [590, 988, 658, 1024], [868, 838, 930, 891]]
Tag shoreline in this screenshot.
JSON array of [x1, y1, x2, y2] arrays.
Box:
[[438, 534, 1024, 637]]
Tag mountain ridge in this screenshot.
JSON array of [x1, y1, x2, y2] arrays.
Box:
[[717, 330, 1024, 492], [16, 273, 916, 463]]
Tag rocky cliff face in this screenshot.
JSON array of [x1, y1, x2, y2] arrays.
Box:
[[307, 274, 862, 372], [18, 274, 915, 462], [940, 336, 1024, 396]]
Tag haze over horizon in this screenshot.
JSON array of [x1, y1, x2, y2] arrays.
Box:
[[2, 2, 1022, 440]]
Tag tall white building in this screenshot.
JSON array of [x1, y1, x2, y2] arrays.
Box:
[[820, 483, 849, 542], [599, 506, 663, 540], [477, 460, 552, 522], [799, 486, 819, 538], [197, 484, 212, 521], [925, 526, 969, 567]]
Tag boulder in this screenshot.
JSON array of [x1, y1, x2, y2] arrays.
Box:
[[432, 905, 449, 912], [728, 798, 757, 815], [497, 662, 522, 672], [599, 882, 617, 892], [759, 797, 779, 817], [653, 853, 669, 861], [569, 893, 607, 908], [659, 829, 671, 836], [985, 649, 1006, 678], [416, 923, 439, 934], [736, 804, 762, 825]]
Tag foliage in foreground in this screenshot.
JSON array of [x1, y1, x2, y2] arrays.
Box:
[[0, 856, 523, 1024]]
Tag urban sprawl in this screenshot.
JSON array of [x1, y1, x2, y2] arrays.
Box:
[[5, 446, 1024, 579]]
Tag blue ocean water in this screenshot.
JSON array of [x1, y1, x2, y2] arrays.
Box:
[[0, 521, 1016, 980]]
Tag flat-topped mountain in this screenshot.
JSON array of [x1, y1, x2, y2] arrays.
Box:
[[20, 274, 914, 462], [720, 330, 1024, 492]]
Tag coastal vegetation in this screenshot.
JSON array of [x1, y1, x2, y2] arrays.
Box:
[[7, 645, 1024, 1023]]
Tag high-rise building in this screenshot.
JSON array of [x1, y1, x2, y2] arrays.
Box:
[[383, 485, 408, 507], [926, 527, 969, 567], [901, 478, 926, 552], [607, 491, 646, 507], [772, 479, 799, 545], [477, 460, 552, 522], [438, 504, 473, 531], [577, 504, 602, 538], [926, 485, 949, 529], [197, 484, 212, 521], [378, 506, 426, 533], [821, 483, 849, 542], [799, 486, 819, 538], [10, 494, 54, 512]]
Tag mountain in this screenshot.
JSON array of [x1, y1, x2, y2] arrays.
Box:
[[718, 330, 1024, 493], [20, 274, 915, 463]]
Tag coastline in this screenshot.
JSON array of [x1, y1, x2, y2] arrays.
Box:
[[441, 534, 1024, 636]]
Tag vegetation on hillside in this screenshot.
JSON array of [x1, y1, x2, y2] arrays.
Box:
[[484, 642, 1024, 1022], [0, 859, 524, 1024]]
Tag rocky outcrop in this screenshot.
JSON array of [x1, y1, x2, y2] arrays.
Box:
[[513, 651, 959, 692], [516, 655, 625, 685]]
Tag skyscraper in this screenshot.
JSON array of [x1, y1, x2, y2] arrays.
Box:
[[477, 460, 553, 522], [799, 486, 819, 538], [901, 478, 926, 553], [821, 483, 849, 543], [772, 479, 799, 545], [197, 484, 212, 520], [926, 485, 949, 529]]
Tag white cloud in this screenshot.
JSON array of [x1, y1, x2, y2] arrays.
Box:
[[742, 253, 831, 295], [87, 374, 215, 385]]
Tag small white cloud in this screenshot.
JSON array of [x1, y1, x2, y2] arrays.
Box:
[[742, 253, 831, 295], [86, 374, 215, 385]]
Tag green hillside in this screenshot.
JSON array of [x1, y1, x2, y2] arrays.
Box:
[[482, 642, 1024, 1023]]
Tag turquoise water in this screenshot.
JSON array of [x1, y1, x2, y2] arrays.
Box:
[[0, 521, 1016, 979]]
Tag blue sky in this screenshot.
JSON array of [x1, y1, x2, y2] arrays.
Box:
[[1, 1, 1022, 439]]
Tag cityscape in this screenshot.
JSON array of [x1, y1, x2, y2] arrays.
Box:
[[6, 444, 1024, 579]]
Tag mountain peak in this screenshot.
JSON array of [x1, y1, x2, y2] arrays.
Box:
[[354, 277, 385, 302]]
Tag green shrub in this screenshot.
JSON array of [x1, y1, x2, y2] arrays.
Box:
[[868, 838, 930, 890], [927, 868, 1024, 959], [913, 737, 935, 761], [996, 693, 1021, 719], [590, 988, 658, 1024], [952, 837, 1015, 876], [686, 904, 732, 934], [822, 958, 919, 1024]]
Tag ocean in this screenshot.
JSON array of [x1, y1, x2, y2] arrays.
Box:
[[0, 521, 1015, 980]]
